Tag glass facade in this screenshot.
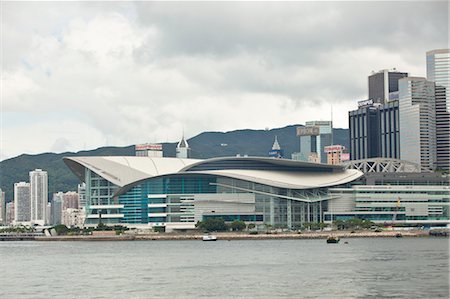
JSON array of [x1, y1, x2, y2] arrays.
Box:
[[368, 70, 408, 104], [298, 121, 333, 164], [82, 169, 328, 228], [398, 77, 436, 171], [427, 49, 450, 171], [84, 169, 120, 225], [379, 101, 400, 159], [349, 101, 400, 161], [325, 186, 450, 224]]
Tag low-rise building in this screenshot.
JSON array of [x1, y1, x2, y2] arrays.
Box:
[[324, 145, 346, 165], [62, 208, 85, 228], [325, 185, 450, 226]]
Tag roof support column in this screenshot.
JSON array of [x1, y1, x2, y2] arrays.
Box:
[[270, 197, 275, 226], [319, 201, 323, 223], [287, 198, 292, 229], [307, 202, 310, 222]]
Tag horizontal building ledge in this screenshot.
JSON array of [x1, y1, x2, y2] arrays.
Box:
[[86, 214, 124, 219]]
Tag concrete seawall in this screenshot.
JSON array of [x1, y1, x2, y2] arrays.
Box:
[[32, 230, 433, 241]]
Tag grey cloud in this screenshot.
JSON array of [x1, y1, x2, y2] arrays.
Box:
[[129, 1, 446, 102], [133, 2, 446, 61], [3, 1, 448, 159]]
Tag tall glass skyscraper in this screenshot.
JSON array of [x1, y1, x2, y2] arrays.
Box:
[[296, 121, 333, 163], [399, 77, 436, 171], [368, 69, 408, 104], [427, 49, 450, 171], [30, 169, 48, 225]]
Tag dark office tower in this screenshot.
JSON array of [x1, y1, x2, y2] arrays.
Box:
[[349, 100, 400, 161], [368, 70, 408, 104], [427, 49, 450, 171], [379, 100, 400, 159], [349, 104, 379, 160]]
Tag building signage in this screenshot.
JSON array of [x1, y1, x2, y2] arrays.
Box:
[[341, 153, 350, 162], [324, 145, 345, 153], [297, 126, 320, 136], [358, 99, 374, 108], [135, 144, 163, 151], [268, 150, 283, 158]]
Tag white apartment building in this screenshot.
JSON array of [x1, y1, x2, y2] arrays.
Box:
[[30, 169, 48, 225]]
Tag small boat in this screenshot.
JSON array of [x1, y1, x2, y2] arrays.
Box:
[[326, 236, 340, 244], [202, 235, 217, 241]]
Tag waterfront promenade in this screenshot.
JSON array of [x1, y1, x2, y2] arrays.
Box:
[[25, 229, 433, 241]]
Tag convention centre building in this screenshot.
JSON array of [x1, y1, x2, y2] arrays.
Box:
[[64, 156, 363, 230]]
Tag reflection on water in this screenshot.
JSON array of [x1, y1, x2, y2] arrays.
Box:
[[1, 238, 448, 298]]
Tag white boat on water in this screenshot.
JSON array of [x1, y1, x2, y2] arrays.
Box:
[[202, 235, 217, 241]]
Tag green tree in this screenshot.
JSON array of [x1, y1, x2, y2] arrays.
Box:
[[361, 220, 376, 229], [52, 224, 69, 235], [309, 222, 321, 231], [333, 219, 346, 230], [318, 222, 328, 231], [197, 218, 228, 232], [247, 223, 256, 230], [153, 226, 165, 233], [230, 220, 246, 231]]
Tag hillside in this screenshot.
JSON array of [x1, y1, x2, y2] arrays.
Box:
[[0, 125, 349, 201]]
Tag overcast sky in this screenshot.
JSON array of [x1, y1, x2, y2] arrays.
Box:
[[2, 1, 448, 160]]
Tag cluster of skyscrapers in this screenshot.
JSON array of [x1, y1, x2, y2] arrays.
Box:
[[349, 49, 449, 172], [0, 169, 85, 227], [8, 169, 49, 226], [0, 48, 448, 231]]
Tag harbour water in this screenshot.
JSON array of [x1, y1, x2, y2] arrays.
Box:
[[1, 238, 448, 298]]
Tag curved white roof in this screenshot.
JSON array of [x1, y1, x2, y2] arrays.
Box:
[[64, 156, 364, 191], [189, 169, 363, 190], [64, 156, 201, 187]]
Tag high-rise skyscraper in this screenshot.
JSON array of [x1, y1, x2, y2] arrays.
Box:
[[78, 183, 87, 209], [295, 121, 333, 163], [30, 169, 48, 225], [349, 70, 405, 160], [0, 189, 6, 225], [14, 182, 31, 223], [427, 49, 450, 171], [368, 69, 408, 104], [51, 192, 63, 225], [62, 191, 79, 210], [46, 202, 52, 226], [6, 202, 14, 225], [350, 102, 401, 160], [399, 77, 436, 171], [349, 103, 380, 160]]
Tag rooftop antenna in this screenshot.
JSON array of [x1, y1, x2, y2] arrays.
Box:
[[331, 104, 333, 125], [331, 104, 334, 145]]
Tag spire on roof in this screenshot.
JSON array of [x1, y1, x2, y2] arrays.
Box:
[[177, 133, 189, 149], [272, 135, 281, 150]]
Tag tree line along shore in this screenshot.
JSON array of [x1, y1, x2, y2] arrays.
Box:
[[1, 229, 441, 242], [1, 217, 447, 241]]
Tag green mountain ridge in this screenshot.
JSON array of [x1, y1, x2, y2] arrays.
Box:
[[0, 125, 349, 201]]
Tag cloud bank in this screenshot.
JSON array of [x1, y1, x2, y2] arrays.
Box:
[[2, 1, 448, 159]]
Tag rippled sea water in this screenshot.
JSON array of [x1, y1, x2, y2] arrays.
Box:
[[1, 238, 449, 298]]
